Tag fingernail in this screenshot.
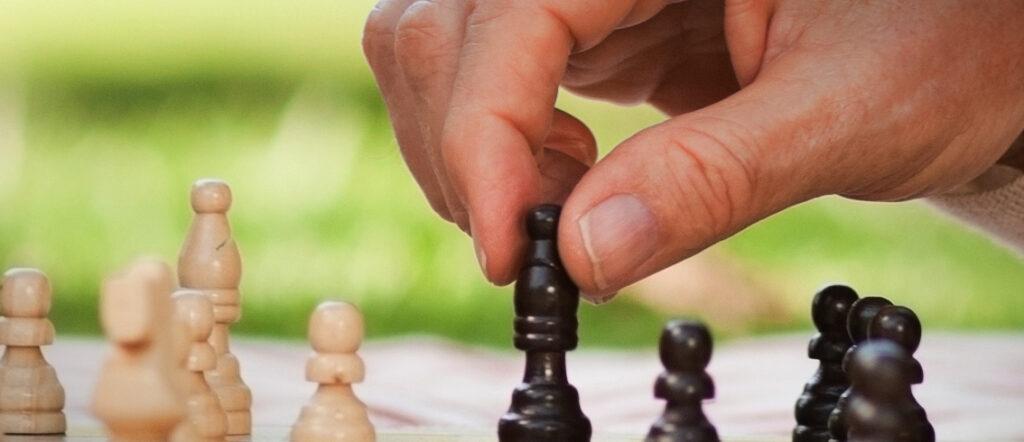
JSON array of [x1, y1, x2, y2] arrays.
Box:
[[578, 194, 658, 291], [474, 240, 488, 276], [454, 210, 471, 234], [582, 291, 619, 305]]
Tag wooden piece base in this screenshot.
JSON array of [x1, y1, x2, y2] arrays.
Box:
[[0, 412, 66, 435]]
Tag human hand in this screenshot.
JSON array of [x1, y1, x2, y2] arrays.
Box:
[[363, 0, 1024, 301]]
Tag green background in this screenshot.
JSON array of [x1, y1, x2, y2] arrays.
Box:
[[0, 0, 1021, 347]]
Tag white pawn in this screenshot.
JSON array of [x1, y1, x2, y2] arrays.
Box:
[[178, 178, 252, 435], [0, 268, 66, 434], [171, 290, 228, 441], [290, 301, 375, 442], [91, 260, 186, 441]]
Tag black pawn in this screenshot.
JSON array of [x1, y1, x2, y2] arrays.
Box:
[[645, 320, 719, 442], [846, 341, 913, 442], [827, 296, 893, 441], [868, 306, 934, 441], [498, 205, 591, 442], [793, 285, 859, 442]]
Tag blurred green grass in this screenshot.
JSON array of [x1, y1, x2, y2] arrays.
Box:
[[0, 0, 1021, 348]]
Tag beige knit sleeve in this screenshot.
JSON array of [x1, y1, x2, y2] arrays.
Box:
[[929, 164, 1024, 254]]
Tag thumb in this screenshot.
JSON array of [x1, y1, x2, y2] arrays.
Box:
[[559, 77, 842, 300]]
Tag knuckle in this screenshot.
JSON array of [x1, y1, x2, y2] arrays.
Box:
[[393, 1, 463, 83], [658, 122, 759, 237], [465, 2, 511, 30], [362, 0, 405, 60], [394, 1, 446, 56]]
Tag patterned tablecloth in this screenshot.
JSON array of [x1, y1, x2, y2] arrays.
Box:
[[40, 333, 1024, 441]]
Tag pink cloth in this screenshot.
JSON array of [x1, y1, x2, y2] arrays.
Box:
[[48, 335, 1024, 440]]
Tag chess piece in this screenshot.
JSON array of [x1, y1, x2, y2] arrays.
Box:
[[178, 178, 252, 435], [827, 296, 892, 441], [291, 301, 375, 442], [172, 290, 228, 441], [0, 268, 66, 434], [793, 285, 859, 442], [498, 205, 591, 442], [868, 306, 934, 441], [645, 320, 719, 442], [846, 341, 913, 442], [92, 260, 186, 441]]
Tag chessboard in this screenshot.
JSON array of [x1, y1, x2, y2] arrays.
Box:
[[0, 333, 1018, 441], [0, 428, 646, 442], [0, 430, 778, 442], [0, 426, 637, 442], [0, 429, 717, 442]]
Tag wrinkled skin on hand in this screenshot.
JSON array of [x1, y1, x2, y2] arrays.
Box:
[[363, 0, 1024, 300]]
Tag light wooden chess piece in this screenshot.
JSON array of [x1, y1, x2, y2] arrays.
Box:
[[0, 268, 66, 435], [171, 289, 228, 441], [91, 260, 186, 441], [290, 301, 375, 442], [178, 178, 252, 435]]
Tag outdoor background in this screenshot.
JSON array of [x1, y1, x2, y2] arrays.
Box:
[[1, 0, 1021, 348]]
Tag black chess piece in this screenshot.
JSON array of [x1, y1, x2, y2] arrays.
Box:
[[868, 305, 934, 442], [846, 341, 914, 442], [827, 296, 893, 441], [645, 320, 719, 442], [793, 285, 860, 442], [498, 205, 591, 442]]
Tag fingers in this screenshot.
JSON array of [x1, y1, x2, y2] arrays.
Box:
[[559, 75, 842, 300], [547, 109, 598, 167], [647, 52, 740, 115], [393, 0, 473, 229], [565, 1, 738, 115], [723, 0, 775, 86], [564, 4, 690, 104], [440, 1, 679, 284], [370, 0, 674, 284], [539, 110, 598, 204], [363, 0, 453, 220], [446, 108, 594, 283], [646, 0, 739, 114]]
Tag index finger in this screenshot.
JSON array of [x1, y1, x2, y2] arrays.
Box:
[[440, 0, 664, 284]]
